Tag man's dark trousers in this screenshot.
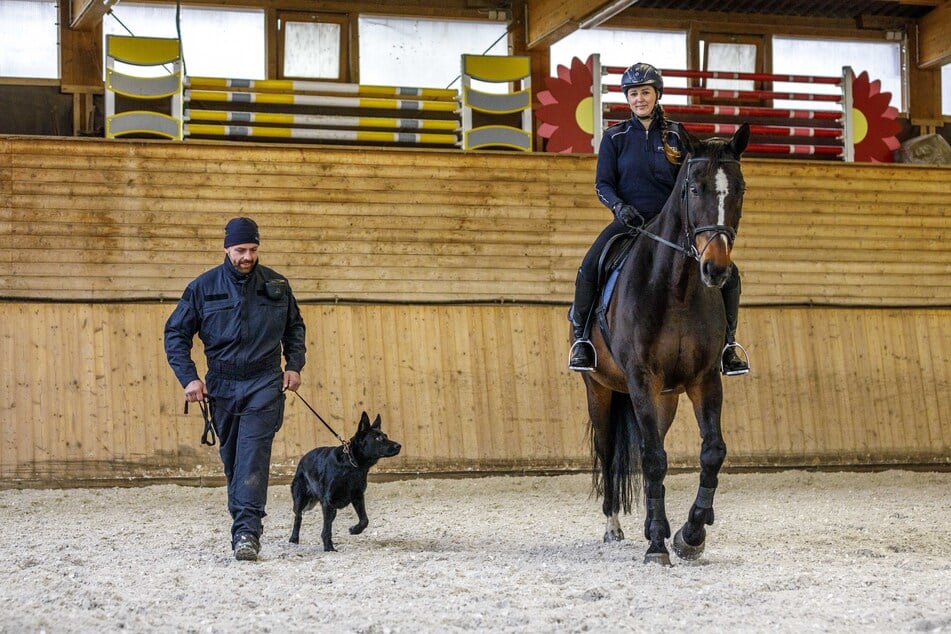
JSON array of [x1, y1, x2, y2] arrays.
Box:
[[207, 370, 285, 545]]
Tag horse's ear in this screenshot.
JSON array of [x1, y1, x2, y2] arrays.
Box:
[[372, 414, 382, 429], [730, 122, 750, 157], [359, 411, 371, 431], [676, 122, 700, 158]]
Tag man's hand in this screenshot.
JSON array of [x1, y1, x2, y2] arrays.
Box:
[[184, 379, 207, 403], [283, 370, 302, 392]]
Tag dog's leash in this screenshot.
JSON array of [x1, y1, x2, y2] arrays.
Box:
[[290, 391, 357, 468]]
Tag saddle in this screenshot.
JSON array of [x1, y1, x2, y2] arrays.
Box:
[[594, 232, 639, 336]]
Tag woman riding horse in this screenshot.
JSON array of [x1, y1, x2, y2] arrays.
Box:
[[577, 95, 751, 564], [568, 62, 750, 376]]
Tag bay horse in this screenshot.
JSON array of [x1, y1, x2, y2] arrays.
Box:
[[581, 122, 750, 565]]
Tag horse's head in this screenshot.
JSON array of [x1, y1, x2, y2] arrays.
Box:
[[677, 122, 749, 288]]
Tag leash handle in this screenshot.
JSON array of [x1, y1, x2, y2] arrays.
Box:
[[197, 397, 217, 447]]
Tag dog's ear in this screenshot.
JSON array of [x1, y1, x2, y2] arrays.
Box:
[[372, 414, 382, 429], [359, 411, 371, 432]]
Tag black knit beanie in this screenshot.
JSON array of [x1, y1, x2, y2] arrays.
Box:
[[224, 217, 260, 247]]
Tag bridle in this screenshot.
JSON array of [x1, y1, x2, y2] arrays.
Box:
[[625, 156, 741, 262]]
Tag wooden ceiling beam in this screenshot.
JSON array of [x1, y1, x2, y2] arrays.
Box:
[[524, 0, 638, 49], [70, 0, 118, 30]]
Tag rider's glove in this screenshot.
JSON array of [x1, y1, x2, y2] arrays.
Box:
[[613, 203, 644, 228]]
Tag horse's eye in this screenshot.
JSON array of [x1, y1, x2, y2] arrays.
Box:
[[689, 183, 700, 195]]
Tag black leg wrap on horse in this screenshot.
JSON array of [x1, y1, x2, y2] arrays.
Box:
[[645, 496, 671, 541], [695, 486, 716, 510]]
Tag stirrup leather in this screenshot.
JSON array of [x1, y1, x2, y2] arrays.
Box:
[[569, 339, 597, 372], [721, 341, 750, 376]]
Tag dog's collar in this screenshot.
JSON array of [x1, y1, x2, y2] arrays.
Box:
[[341, 440, 358, 468]]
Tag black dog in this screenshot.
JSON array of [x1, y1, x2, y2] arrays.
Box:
[[289, 412, 401, 551]]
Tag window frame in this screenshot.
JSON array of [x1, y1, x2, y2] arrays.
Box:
[[697, 32, 767, 106], [277, 11, 350, 82]]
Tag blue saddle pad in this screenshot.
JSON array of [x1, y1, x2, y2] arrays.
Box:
[[598, 251, 630, 318]]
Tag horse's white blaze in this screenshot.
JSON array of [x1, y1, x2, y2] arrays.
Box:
[[713, 167, 732, 250], [715, 167, 729, 226]]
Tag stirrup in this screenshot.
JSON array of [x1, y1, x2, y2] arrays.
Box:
[[568, 339, 597, 372], [721, 342, 750, 376]]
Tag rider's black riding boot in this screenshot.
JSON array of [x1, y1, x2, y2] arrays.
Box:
[[568, 273, 598, 372], [720, 269, 750, 376]]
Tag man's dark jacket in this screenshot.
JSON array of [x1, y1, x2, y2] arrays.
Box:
[[164, 257, 306, 386]]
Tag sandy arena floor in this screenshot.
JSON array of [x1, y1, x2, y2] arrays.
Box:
[[1, 469, 949, 633]]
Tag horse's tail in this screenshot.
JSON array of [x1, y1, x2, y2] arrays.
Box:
[[589, 390, 642, 515]]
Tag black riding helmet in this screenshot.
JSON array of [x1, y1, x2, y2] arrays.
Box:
[[621, 62, 664, 99]]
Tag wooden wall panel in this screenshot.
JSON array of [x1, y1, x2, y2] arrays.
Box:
[[0, 303, 948, 484], [1, 137, 948, 307], [1, 137, 949, 484]]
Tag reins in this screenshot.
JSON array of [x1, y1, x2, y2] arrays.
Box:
[[622, 156, 739, 262], [624, 221, 699, 261]]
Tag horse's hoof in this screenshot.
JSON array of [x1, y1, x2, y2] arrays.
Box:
[[603, 529, 625, 543], [672, 527, 705, 561], [643, 551, 672, 567]]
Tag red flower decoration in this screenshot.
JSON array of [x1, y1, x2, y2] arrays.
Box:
[[851, 71, 901, 163], [536, 55, 596, 153]]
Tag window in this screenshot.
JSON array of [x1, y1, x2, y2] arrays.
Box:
[[279, 12, 348, 80], [0, 0, 58, 79], [701, 39, 760, 91], [103, 3, 265, 79], [550, 29, 688, 105], [696, 35, 765, 105], [772, 36, 902, 112], [358, 15, 507, 89]]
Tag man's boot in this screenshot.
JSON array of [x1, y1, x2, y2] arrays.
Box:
[[721, 269, 750, 376], [568, 274, 598, 372], [233, 533, 260, 561]]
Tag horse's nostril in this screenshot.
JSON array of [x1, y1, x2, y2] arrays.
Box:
[[702, 260, 730, 287]]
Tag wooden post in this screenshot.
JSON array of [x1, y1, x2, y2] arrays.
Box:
[[59, 0, 104, 135]]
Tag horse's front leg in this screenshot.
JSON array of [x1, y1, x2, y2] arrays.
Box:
[[673, 374, 727, 561], [634, 389, 674, 566]]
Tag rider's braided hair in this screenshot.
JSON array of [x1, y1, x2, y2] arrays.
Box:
[[656, 103, 682, 165]]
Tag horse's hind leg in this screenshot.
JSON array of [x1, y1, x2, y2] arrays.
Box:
[[673, 377, 727, 561], [585, 379, 625, 542]]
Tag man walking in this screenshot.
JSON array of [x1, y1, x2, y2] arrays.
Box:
[[164, 217, 306, 561]]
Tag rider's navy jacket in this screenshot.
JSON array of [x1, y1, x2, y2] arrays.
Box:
[[164, 256, 306, 387], [595, 115, 682, 222]]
